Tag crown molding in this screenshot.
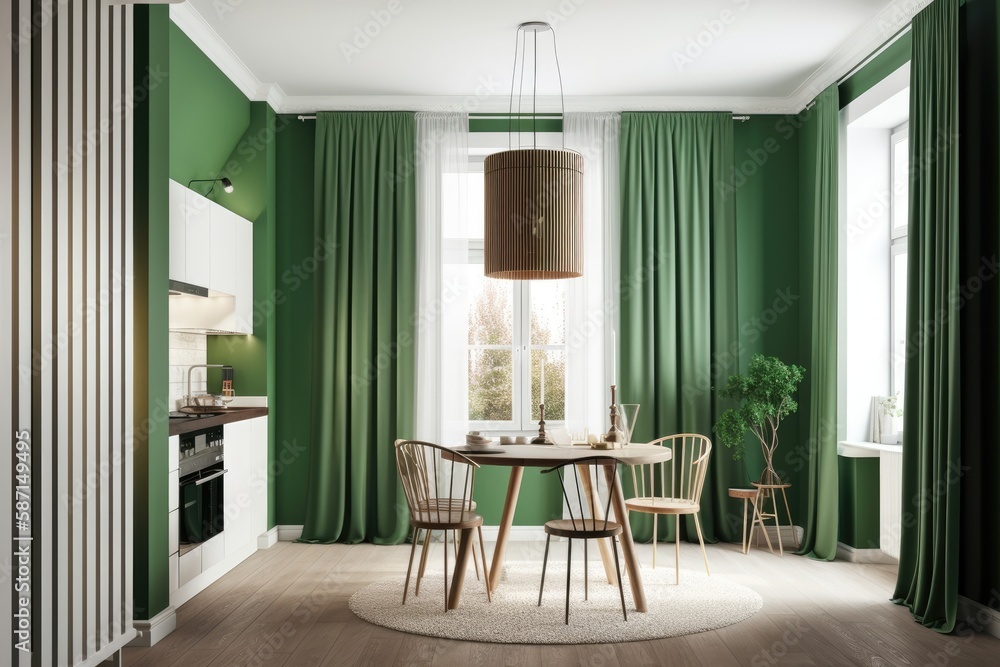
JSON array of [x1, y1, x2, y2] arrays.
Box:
[[783, 0, 931, 110], [168, 2, 271, 101], [271, 94, 799, 115], [170, 0, 931, 117]]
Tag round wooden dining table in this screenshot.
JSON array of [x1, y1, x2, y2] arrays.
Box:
[[443, 443, 672, 613]]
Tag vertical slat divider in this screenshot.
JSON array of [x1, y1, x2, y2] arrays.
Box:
[[109, 1, 123, 641], [55, 1, 71, 663], [84, 0, 98, 653], [70, 0, 85, 660], [97, 0, 111, 648], [37, 0, 55, 662]]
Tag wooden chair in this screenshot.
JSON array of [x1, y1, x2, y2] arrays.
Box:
[[624, 434, 712, 584], [394, 440, 491, 610], [538, 456, 628, 624]]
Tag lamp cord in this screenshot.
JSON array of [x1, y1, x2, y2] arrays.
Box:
[[551, 27, 566, 149]]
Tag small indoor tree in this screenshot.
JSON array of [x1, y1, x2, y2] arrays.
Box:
[[713, 354, 805, 486]]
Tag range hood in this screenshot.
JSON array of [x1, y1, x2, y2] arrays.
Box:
[[169, 279, 209, 298], [169, 282, 249, 335]]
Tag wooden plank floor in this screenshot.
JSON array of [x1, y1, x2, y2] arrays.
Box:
[[124, 539, 1000, 666]]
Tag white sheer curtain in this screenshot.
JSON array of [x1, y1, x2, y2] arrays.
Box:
[[564, 112, 621, 438], [414, 113, 469, 445]]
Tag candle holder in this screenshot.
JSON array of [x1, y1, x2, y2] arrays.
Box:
[[531, 403, 552, 444], [605, 385, 625, 448]]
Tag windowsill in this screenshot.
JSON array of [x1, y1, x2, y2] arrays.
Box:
[[838, 440, 903, 458]]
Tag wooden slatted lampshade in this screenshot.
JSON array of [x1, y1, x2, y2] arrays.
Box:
[[484, 21, 584, 280], [484, 147, 584, 279]]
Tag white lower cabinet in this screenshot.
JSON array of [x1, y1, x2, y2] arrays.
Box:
[[172, 414, 270, 607]]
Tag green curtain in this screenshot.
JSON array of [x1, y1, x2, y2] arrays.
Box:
[[619, 112, 744, 544], [891, 0, 961, 632], [958, 0, 1000, 609], [794, 85, 840, 561], [299, 112, 417, 545]]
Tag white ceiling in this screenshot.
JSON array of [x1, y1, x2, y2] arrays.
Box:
[[175, 0, 931, 114]]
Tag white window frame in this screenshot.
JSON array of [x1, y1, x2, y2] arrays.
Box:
[[889, 122, 909, 396], [461, 155, 568, 433]]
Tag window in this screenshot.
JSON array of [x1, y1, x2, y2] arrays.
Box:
[[890, 124, 909, 397], [445, 156, 568, 431]]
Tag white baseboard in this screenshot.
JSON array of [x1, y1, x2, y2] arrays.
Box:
[[480, 525, 547, 542], [128, 606, 176, 648], [836, 542, 898, 564], [957, 595, 1000, 640], [277, 524, 304, 541], [258, 526, 279, 549]]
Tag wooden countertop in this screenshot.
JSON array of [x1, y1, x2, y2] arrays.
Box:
[[168, 407, 268, 437]]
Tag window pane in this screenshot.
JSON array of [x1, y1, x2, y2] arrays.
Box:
[[468, 348, 513, 421], [443, 172, 484, 239], [467, 268, 513, 345], [892, 249, 907, 398], [530, 281, 566, 345], [892, 137, 909, 234], [466, 171, 484, 239], [531, 349, 565, 421]]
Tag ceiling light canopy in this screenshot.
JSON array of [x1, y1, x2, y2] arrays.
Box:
[[484, 21, 583, 280]]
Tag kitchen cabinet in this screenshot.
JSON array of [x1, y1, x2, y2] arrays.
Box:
[[172, 414, 269, 607], [184, 188, 212, 289], [223, 418, 254, 558], [168, 178, 254, 335], [234, 217, 253, 334], [168, 180, 187, 281], [210, 205, 237, 296], [167, 435, 180, 596]]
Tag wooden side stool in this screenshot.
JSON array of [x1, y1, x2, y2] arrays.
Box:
[[750, 483, 798, 556], [728, 488, 764, 555]]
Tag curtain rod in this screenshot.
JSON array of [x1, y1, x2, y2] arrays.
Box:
[[298, 113, 754, 121]]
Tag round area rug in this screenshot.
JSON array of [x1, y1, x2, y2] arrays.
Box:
[[349, 561, 762, 644]]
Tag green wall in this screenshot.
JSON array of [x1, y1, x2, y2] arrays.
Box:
[[168, 22, 249, 189], [273, 117, 317, 525], [133, 4, 171, 621]]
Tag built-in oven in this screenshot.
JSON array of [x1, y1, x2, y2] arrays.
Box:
[[178, 425, 226, 545]]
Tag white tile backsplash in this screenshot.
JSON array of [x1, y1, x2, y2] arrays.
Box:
[[169, 332, 207, 409]]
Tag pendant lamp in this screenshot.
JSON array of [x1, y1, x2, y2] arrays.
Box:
[[484, 22, 583, 280]]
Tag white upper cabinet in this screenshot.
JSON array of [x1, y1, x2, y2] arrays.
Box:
[[210, 205, 237, 296], [168, 180, 187, 282], [184, 187, 212, 289], [168, 179, 254, 334], [234, 218, 253, 334]]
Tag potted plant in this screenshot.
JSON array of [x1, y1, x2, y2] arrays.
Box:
[[713, 354, 805, 486], [877, 393, 903, 444]]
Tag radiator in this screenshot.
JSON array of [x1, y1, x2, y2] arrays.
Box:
[[1, 2, 136, 665], [879, 449, 904, 560]]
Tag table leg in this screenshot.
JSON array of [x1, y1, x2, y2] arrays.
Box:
[[488, 465, 524, 594], [447, 527, 475, 610], [576, 463, 615, 584], [741, 498, 748, 555], [604, 464, 647, 613]]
